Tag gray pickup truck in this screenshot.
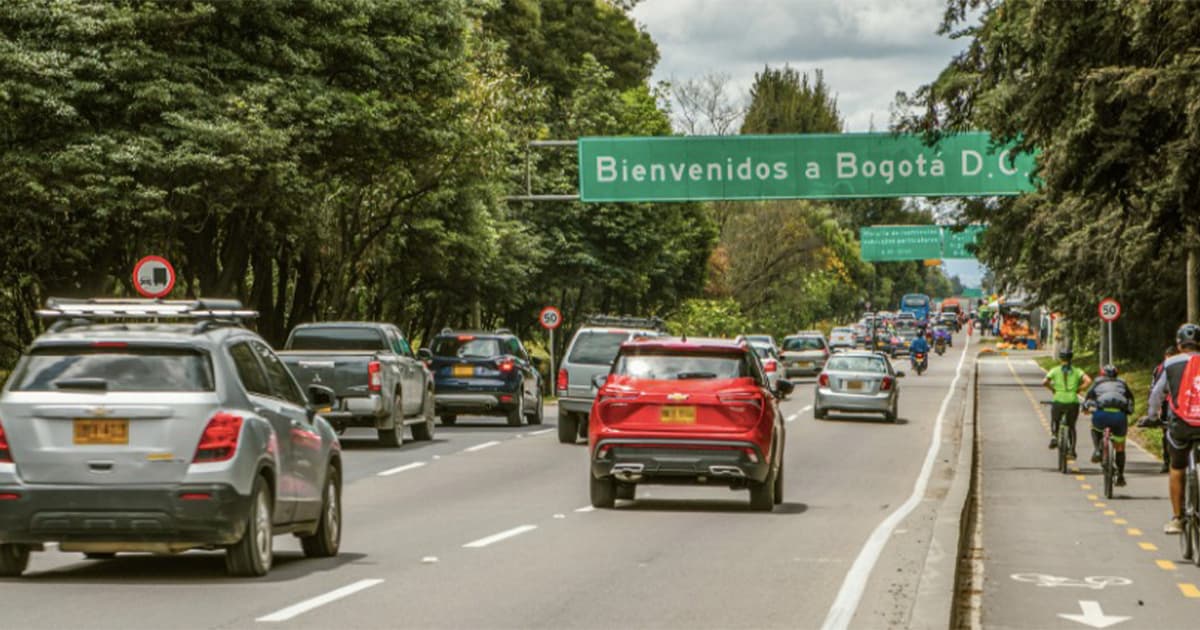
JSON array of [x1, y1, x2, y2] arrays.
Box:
[[279, 322, 435, 447]]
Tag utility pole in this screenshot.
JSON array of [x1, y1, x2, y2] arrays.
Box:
[[1189, 246, 1199, 323]]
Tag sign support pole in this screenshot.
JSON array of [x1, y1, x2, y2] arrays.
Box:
[[549, 327, 555, 398], [1107, 320, 1114, 367]]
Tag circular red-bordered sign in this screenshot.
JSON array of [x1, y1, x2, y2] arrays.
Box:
[[539, 306, 562, 330], [1098, 298, 1121, 323], [132, 255, 176, 299]]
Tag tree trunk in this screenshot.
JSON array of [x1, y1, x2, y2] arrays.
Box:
[[1188, 246, 1198, 324]]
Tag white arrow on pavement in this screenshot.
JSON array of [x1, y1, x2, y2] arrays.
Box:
[[1058, 600, 1130, 628]]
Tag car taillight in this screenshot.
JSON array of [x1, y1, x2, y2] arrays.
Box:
[[818, 373, 830, 387], [597, 387, 638, 403], [497, 358, 515, 373], [764, 359, 777, 373], [368, 361, 382, 392], [557, 369, 568, 392], [193, 412, 243, 463], [881, 376, 893, 391], [718, 391, 763, 409], [0, 418, 11, 463]]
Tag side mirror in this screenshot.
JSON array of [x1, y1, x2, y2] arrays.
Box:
[[307, 384, 337, 419], [417, 348, 433, 361], [776, 379, 795, 397], [895, 371, 906, 378]]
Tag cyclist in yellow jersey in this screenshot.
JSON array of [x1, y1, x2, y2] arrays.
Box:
[[1043, 350, 1092, 459]]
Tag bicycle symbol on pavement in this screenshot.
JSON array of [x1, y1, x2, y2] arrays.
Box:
[[1011, 573, 1132, 590]]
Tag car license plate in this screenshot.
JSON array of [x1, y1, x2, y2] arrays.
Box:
[[73, 419, 129, 445], [798, 361, 813, 369], [847, 380, 865, 391], [660, 406, 696, 424], [452, 365, 474, 378]]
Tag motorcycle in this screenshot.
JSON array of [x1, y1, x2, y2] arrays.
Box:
[[912, 352, 928, 375], [934, 338, 947, 356]]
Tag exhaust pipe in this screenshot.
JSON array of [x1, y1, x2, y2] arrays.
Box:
[[708, 465, 746, 478], [611, 463, 644, 482]]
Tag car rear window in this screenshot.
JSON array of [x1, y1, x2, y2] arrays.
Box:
[[12, 346, 215, 392], [289, 327, 386, 351], [825, 357, 888, 374], [567, 331, 629, 365], [432, 337, 502, 358], [613, 350, 749, 380], [783, 337, 824, 351]]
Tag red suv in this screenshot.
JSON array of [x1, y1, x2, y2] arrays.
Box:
[[588, 337, 793, 511]]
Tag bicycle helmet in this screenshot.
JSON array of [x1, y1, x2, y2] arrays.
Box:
[[1177, 323, 1200, 346], [1057, 349, 1073, 360], [1101, 364, 1118, 378]]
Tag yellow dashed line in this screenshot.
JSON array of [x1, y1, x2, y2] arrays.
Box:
[[1104, 510, 1116, 516], [1081, 484, 1093, 490], [1140, 542, 1158, 551], [1072, 467, 1081, 473], [1127, 528, 1143, 536], [1179, 583, 1200, 598], [1094, 502, 1107, 508], [1087, 494, 1098, 500], [1157, 559, 1178, 571], [1114, 518, 1128, 525], [1076, 475, 1086, 481]]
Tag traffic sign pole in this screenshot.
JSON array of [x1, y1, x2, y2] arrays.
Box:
[[1098, 298, 1121, 367], [538, 306, 563, 398]]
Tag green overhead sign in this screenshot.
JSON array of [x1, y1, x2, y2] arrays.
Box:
[[961, 288, 985, 298], [578, 132, 1035, 202], [860, 225, 988, 262]]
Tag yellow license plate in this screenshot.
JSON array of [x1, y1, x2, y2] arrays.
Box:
[[74, 419, 129, 445], [660, 406, 697, 424], [847, 381, 864, 391], [798, 361, 813, 369], [452, 365, 474, 378]]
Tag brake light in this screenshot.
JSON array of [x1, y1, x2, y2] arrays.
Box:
[[881, 376, 894, 391], [0, 493, 19, 500], [91, 341, 128, 348], [818, 373, 830, 387], [764, 359, 777, 373], [180, 492, 212, 501], [718, 391, 762, 406], [557, 369, 568, 392], [193, 412, 243, 463], [0, 418, 10, 463], [457, 335, 476, 341], [597, 386, 638, 403], [497, 358, 515, 373], [368, 361, 382, 392]]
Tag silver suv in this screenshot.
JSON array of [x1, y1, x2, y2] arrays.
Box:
[[0, 299, 342, 577], [555, 315, 665, 444]]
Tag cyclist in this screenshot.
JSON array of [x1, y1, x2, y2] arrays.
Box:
[[1146, 323, 1200, 534], [1083, 364, 1134, 486], [1146, 346, 1179, 473], [1043, 350, 1092, 457]]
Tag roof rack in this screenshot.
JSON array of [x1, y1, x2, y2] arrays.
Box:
[[584, 314, 667, 332], [38, 298, 258, 332]]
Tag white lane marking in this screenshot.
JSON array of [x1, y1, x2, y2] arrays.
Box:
[[800, 404, 813, 413], [786, 413, 799, 423], [376, 462, 426, 477], [820, 333, 972, 630], [529, 429, 555, 436], [463, 440, 501, 453], [257, 579, 384, 623], [462, 525, 538, 548], [574, 506, 595, 513], [421, 556, 439, 564], [1058, 600, 1131, 628]]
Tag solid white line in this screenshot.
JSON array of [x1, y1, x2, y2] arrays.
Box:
[[376, 462, 426, 477], [820, 332, 972, 630], [462, 525, 538, 548], [574, 505, 595, 513], [463, 440, 501, 453], [257, 579, 384, 623], [529, 429, 554, 436]]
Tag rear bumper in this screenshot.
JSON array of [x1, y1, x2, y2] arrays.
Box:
[[435, 392, 517, 414], [785, 364, 823, 377], [591, 438, 770, 484], [557, 396, 594, 415], [0, 483, 252, 546], [816, 388, 894, 413]]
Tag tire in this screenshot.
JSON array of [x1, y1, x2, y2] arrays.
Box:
[[411, 389, 435, 441], [225, 475, 273, 577], [378, 395, 404, 447], [440, 414, 457, 426], [526, 390, 544, 426], [506, 386, 525, 426], [884, 404, 897, 423], [84, 552, 116, 560], [0, 544, 30, 577], [558, 408, 578, 444], [749, 465, 777, 512], [300, 467, 341, 558], [773, 459, 784, 505], [1182, 510, 1195, 562], [1057, 426, 1070, 474], [813, 406, 827, 420], [616, 483, 635, 501], [590, 474, 616, 509], [1192, 514, 1200, 568], [1103, 441, 1115, 500]]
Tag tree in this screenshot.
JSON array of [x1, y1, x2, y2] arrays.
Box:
[[741, 66, 842, 135], [666, 72, 744, 136]]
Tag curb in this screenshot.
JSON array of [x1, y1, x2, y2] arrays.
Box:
[[908, 353, 980, 629]]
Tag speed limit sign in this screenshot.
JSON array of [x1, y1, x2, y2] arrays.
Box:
[[539, 306, 562, 330], [1098, 298, 1121, 323]]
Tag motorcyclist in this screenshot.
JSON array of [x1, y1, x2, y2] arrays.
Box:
[[1042, 350, 1092, 458], [1146, 323, 1200, 534], [1083, 365, 1134, 486], [910, 333, 930, 370]]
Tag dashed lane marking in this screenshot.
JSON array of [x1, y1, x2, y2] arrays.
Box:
[[1179, 583, 1200, 598], [528, 429, 554, 436], [1126, 528, 1143, 537], [1157, 560, 1178, 571], [462, 525, 538, 549], [1081, 484, 1093, 490], [376, 462, 426, 477], [1076, 475, 1086, 481], [463, 440, 501, 453], [786, 413, 799, 423], [1093, 502, 1106, 508], [800, 404, 813, 412], [1139, 542, 1158, 551], [257, 579, 384, 623], [1087, 494, 1098, 500], [1113, 518, 1128, 525], [1104, 510, 1116, 516], [574, 506, 595, 513]]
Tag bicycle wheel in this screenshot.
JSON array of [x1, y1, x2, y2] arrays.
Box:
[[1057, 424, 1070, 474], [1184, 472, 1197, 562], [1102, 436, 1114, 500]]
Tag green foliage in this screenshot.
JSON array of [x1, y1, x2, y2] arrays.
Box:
[[741, 67, 842, 134], [668, 299, 752, 338]]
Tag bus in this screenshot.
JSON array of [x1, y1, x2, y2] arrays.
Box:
[[940, 298, 962, 316], [899, 293, 932, 323]]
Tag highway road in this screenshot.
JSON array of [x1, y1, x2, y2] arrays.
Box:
[[0, 341, 975, 630]]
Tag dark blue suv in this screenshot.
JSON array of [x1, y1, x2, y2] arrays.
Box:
[[422, 329, 543, 426]]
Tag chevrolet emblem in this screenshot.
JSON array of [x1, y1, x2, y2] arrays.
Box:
[[667, 393, 689, 402]]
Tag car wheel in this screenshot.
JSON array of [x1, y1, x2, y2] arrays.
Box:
[[884, 406, 898, 423], [225, 475, 273, 577], [616, 483, 636, 501], [590, 473, 616, 509], [411, 389, 435, 441], [84, 552, 116, 560], [749, 465, 777, 512], [440, 414, 457, 426], [814, 406, 827, 420], [526, 389, 544, 426], [378, 395, 404, 447], [300, 466, 341, 558], [0, 544, 30, 577], [773, 445, 784, 505], [506, 388, 525, 426], [557, 408, 578, 444]]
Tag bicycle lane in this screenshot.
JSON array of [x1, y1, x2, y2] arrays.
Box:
[[977, 354, 1200, 629]]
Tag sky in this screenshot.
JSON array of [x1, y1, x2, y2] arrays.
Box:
[[630, 0, 986, 286]]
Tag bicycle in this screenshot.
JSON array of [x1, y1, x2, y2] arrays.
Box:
[[1180, 443, 1200, 566], [1057, 417, 1073, 474], [1099, 426, 1116, 499]]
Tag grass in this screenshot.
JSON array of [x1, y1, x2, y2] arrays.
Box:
[[1034, 351, 1164, 459]]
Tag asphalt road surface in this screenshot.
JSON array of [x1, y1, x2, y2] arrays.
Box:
[[0, 341, 975, 630]]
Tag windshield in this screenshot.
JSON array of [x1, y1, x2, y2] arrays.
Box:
[[825, 357, 888, 374], [751, 344, 776, 359], [12, 346, 215, 392], [902, 295, 929, 307], [289, 327, 386, 351], [567, 331, 629, 365], [613, 351, 748, 380], [783, 337, 825, 351], [432, 337, 502, 358]]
